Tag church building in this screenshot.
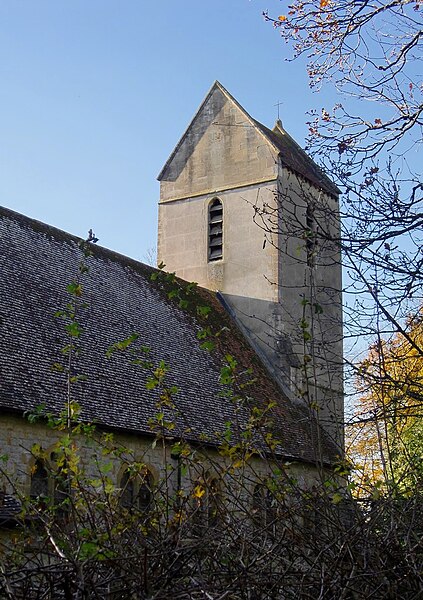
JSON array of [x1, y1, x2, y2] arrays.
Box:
[[0, 82, 343, 523]]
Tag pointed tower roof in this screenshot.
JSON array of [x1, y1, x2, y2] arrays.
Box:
[[158, 81, 339, 197]]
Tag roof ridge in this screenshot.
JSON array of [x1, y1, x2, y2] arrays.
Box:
[[0, 204, 156, 279]]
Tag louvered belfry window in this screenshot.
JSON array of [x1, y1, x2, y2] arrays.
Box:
[[208, 199, 223, 261]]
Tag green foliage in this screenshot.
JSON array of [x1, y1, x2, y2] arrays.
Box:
[[353, 310, 423, 493], [105, 333, 140, 358], [66, 281, 83, 297]]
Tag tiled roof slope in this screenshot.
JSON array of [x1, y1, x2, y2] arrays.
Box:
[[253, 119, 340, 197], [0, 206, 337, 464], [0, 493, 21, 526]]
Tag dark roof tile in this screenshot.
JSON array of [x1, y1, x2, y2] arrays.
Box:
[[254, 119, 340, 197], [0, 493, 21, 526]]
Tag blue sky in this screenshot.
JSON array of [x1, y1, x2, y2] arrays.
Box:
[[0, 0, 333, 262]]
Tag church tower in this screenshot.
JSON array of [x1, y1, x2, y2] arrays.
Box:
[[158, 82, 344, 450]]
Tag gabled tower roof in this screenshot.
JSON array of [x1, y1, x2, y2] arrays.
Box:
[[254, 118, 340, 196], [158, 81, 339, 197]]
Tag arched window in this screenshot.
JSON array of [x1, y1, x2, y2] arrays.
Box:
[[119, 468, 153, 511], [252, 483, 277, 533], [138, 471, 153, 511], [208, 199, 223, 261], [30, 459, 49, 500], [49, 450, 69, 506], [252, 483, 263, 522], [192, 475, 222, 532], [29, 454, 70, 513]]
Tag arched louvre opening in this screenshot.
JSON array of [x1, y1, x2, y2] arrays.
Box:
[[208, 199, 223, 261]]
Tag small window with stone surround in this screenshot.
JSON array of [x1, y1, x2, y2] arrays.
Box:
[[29, 454, 70, 511], [208, 198, 223, 261], [192, 475, 222, 533]]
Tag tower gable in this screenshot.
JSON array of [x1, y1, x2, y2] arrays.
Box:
[[158, 82, 279, 203]]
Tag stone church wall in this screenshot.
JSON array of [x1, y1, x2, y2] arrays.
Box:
[[276, 166, 344, 447], [0, 413, 322, 506]]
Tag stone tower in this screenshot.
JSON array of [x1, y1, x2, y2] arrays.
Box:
[[158, 81, 344, 450]]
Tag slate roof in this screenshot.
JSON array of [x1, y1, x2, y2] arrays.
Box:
[[254, 119, 340, 197], [0, 493, 21, 526], [0, 206, 337, 465]]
